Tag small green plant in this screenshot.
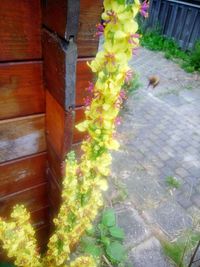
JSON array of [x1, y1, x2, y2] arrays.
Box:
[[139, 27, 200, 73], [162, 231, 200, 267], [124, 73, 142, 94], [80, 208, 128, 266], [166, 176, 181, 189]]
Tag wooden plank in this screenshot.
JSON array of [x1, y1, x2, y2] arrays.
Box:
[[0, 0, 41, 61], [46, 90, 73, 158], [77, 0, 102, 57], [31, 207, 50, 230], [47, 141, 63, 181], [35, 224, 50, 251], [48, 168, 61, 218], [42, 0, 102, 57], [43, 31, 93, 108], [42, 0, 68, 38], [0, 183, 48, 219], [0, 114, 46, 163], [42, 30, 66, 108], [43, 31, 93, 109], [0, 62, 45, 120], [76, 58, 93, 106], [0, 153, 47, 198]]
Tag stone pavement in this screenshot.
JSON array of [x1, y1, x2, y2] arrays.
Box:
[[109, 48, 200, 266]]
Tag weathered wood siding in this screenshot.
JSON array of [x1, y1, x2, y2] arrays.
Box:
[[42, 0, 102, 224], [0, 0, 49, 259], [148, 0, 200, 50], [0, 0, 102, 260]]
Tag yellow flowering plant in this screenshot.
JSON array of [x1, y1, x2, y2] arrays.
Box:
[[0, 1, 148, 266]]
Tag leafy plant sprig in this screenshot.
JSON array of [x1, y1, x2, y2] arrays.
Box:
[[0, 1, 146, 266], [80, 208, 127, 266]]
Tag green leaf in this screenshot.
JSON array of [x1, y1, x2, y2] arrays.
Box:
[[98, 223, 108, 238], [84, 244, 103, 258], [102, 209, 116, 227], [106, 241, 126, 263], [109, 226, 125, 240], [101, 236, 110, 247]]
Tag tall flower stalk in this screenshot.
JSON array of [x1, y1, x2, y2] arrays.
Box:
[[0, 1, 145, 266]]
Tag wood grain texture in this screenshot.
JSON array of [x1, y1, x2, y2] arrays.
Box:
[[42, 0, 68, 38], [47, 141, 64, 183], [76, 58, 93, 106], [0, 183, 48, 219], [35, 224, 50, 251], [77, 0, 102, 57], [46, 90, 73, 158], [0, 0, 41, 61], [48, 168, 61, 218], [0, 62, 45, 120], [0, 153, 47, 198], [43, 31, 93, 109], [31, 207, 50, 230], [46, 91, 86, 154], [42, 0, 102, 57], [42, 30, 66, 108], [0, 114, 46, 163]]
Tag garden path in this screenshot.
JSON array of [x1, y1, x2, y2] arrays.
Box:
[[109, 47, 200, 267]]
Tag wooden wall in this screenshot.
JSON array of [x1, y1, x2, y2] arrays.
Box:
[[0, 0, 49, 258], [0, 0, 102, 261], [42, 0, 102, 222]]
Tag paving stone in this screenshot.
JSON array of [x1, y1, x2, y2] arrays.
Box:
[[109, 46, 200, 264], [175, 167, 190, 178], [191, 193, 200, 209], [126, 173, 166, 208], [129, 237, 174, 267], [188, 166, 200, 177], [176, 192, 193, 209], [117, 207, 150, 246], [148, 201, 192, 237]]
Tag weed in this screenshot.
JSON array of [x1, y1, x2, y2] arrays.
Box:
[[166, 176, 181, 189], [123, 73, 142, 95], [161, 231, 200, 267], [80, 208, 129, 266], [139, 27, 200, 73]]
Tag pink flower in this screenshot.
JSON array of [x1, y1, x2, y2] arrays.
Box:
[[115, 117, 122, 126], [128, 33, 140, 45], [125, 70, 133, 84], [84, 96, 91, 107], [132, 47, 140, 56], [86, 82, 94, 93], [96, 23, 104, 36], [119, 90, 127, 100], [140, 1, 149, 18], [105, 10, 118, 24]]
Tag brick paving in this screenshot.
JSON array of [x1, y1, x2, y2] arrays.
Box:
[[109, 47, 200, 266]]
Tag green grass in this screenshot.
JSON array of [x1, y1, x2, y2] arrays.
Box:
[[161, 231, 200, 267], [165, 176, 181, 189], [140, 28, 200, 73]]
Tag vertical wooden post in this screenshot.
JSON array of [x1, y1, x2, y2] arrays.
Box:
[[42, 0, 102, 226]]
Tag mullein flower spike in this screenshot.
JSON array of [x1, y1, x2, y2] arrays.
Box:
[[0, 0, 148, 266]]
